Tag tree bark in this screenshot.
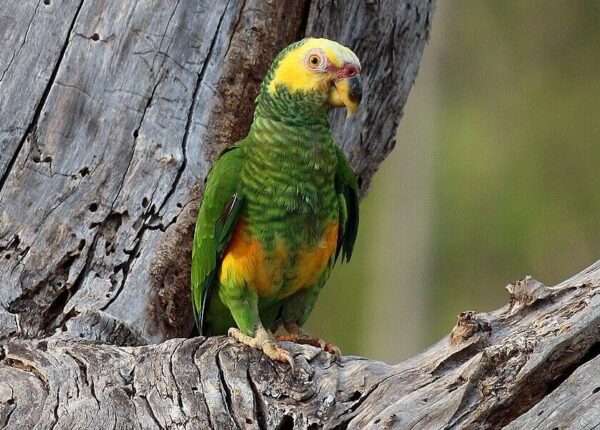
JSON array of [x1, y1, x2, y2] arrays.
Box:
[[0, 262, 597, 429], [4, 1, 597, 430]]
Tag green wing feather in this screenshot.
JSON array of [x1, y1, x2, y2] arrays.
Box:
[[191, 145, 245, 334], [334, 145, 359, 263]]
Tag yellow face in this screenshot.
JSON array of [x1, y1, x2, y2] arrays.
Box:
[[268, 38, 363, 115]]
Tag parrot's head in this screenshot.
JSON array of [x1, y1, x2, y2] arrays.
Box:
[[259, 38, 362, 117]]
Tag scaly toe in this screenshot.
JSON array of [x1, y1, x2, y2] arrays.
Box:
[[263, 342, 295, 368], [228, 327, 257, 348], [279, 335, 328, 351], [275, 334, 298, 343], [229, 327, 295, 367]]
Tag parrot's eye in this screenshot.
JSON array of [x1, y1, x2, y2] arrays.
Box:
[[305, 50, 326, 71]]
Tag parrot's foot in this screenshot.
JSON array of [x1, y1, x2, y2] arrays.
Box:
[[228, 326, 294, 367], [276, 321, 341, 357], [275, 334, 341, 356]]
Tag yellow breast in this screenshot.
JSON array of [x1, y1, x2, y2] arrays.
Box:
[[285, 223, 338, 297], [219, 221, 338, 298]]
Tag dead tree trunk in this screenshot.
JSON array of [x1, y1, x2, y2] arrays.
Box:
[[2, 1, 598, 429]]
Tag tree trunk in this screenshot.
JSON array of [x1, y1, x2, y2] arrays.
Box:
[[3, 1, 597, 429]]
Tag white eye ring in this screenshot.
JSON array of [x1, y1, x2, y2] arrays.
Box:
[[305, 49, 327, 71]]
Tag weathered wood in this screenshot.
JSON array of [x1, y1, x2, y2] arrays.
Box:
[[1, 261, 598, 429], [0, 0, 432, 344], [5, 1, 596, 429], [504, 355, 600, 430]]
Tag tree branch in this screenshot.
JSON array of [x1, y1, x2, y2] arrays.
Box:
[[1, 262, 598, 429]]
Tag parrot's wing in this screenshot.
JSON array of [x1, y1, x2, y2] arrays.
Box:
[[334, 145, 359, 263], [191, 145, 245, 334]]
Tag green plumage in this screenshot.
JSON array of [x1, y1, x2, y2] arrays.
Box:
[[191, 39, 360, 337]]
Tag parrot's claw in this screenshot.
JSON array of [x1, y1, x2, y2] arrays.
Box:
[[276, 333, 341, 358], [228, 327, 295, 368], [262, 341, 295, 368], [325, 343, 341, 358], [276, 334, 324, 348], [278, 321, 342, 358]]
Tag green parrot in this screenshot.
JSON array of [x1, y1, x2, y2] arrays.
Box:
[[191, 38, 361, 364]]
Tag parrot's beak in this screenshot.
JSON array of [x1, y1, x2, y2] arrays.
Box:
[[329, 75, 362, 118]]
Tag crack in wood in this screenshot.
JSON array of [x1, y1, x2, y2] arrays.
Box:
[[0, 1, 41, 87], [246, 365, 267, 430], [215, 347, 237, 428], [153, 4, 229, 219], [0, 0, 85, 193]]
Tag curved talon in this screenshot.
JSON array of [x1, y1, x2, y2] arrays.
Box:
[[263, 342, 295, 368], [324, 343, 341, 357]]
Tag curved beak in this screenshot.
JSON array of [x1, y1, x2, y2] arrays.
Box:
[[329, 75, 362, 117]]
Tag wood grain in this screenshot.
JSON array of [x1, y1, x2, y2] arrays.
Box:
[[0, 261, 598, 429], [6, 1, 594, 429]]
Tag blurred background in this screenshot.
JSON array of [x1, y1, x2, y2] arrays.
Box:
[[306, 1, 600, 363]]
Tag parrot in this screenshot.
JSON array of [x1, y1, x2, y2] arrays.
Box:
[[191, 38, 361, 365]]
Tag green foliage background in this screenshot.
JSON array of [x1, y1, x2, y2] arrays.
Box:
[[306, 1, 600, 362]]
